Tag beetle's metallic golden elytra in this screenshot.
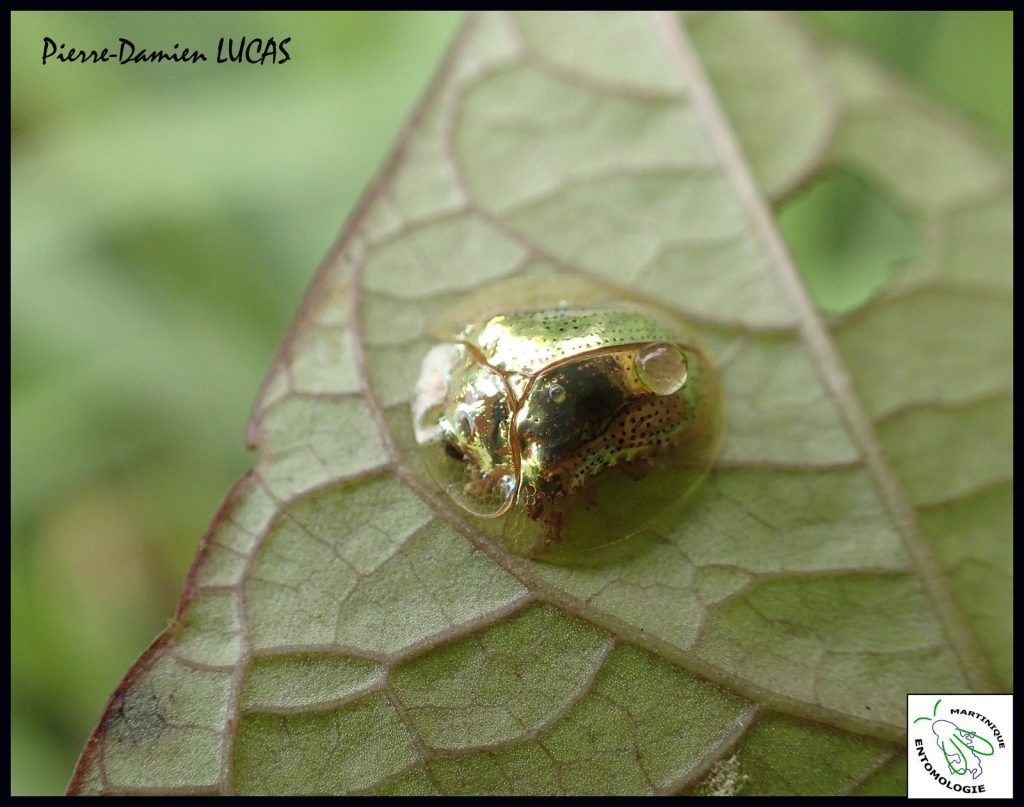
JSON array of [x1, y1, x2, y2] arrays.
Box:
[[412, 279, 723, 561]]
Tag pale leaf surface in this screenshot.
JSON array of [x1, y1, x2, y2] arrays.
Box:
[[69, 11, 1010, 796]]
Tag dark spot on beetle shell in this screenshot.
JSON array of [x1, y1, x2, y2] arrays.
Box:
[[578, 386, 620, 421]]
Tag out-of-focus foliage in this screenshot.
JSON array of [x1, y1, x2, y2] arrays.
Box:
[[806, 11, 1012, 145], [11, 12, 460, 795], [10, 11, 1010, 796]]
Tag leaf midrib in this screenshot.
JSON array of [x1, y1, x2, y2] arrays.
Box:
[[654, 10, 997, 692]]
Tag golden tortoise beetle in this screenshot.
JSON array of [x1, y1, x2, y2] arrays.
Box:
[[412, 297, 723, 559]]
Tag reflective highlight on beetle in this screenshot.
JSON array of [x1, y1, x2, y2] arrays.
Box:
[[412, 289, 723, 561]]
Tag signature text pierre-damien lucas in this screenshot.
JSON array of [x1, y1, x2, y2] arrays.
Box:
[[41, 36, 291, 66]]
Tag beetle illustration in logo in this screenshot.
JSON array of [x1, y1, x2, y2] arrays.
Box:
[[930, 719, 993, 779], [914, 699, 997, 781]]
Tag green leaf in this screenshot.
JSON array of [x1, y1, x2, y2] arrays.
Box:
[[68, 11, 1011, 796]]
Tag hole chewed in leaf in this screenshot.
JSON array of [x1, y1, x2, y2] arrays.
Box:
[[777, 170, 919, 315]]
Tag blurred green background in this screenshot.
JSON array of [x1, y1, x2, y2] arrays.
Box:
[[10, 11, 1012, 795]]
